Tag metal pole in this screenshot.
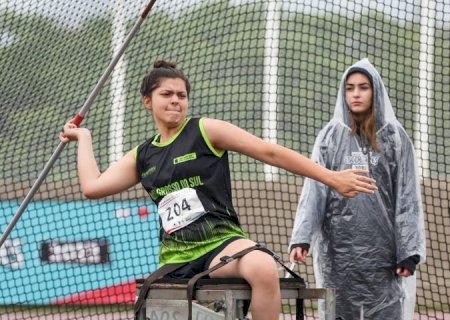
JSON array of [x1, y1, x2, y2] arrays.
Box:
[[0, 0, 157, 248], [262, 0, 281, 182], [415, 0, 435, 179], [109, 0, 128, 164]]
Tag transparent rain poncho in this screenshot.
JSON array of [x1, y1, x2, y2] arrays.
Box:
[[289, 59, 426, 320]]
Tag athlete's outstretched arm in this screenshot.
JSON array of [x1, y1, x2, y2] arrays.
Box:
[[203, 118, 376, 197]]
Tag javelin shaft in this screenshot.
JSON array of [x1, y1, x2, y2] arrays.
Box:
[[76, 0, 157, 120], [0, 0, 157, 248], [0, 142, 66, 248]]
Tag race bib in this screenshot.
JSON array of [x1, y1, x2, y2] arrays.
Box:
[[344, 151, 369, 170], [158, 188, 206, 234]]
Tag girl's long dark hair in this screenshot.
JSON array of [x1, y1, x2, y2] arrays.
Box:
[[350, 110, 379, 152]]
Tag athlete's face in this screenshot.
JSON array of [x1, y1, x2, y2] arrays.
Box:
[[345, 72, 373, 118], [143, 77, 189, 128]]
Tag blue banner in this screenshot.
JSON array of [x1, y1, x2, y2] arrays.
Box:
[[0, 200, 159, 304]]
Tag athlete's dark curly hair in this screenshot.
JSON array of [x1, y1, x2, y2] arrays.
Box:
[[140, 60, 191, 97]]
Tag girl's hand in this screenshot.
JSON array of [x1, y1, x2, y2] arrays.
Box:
[[396, 267, 413, 277], [59, 120, 91, 143], [332, 169, 377, 198], [289, 247, 308, 265]]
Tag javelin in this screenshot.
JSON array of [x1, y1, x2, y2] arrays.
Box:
[[0, 0, 158, 248]]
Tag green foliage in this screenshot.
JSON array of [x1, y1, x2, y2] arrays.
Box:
[[0, 2, 448, 184]]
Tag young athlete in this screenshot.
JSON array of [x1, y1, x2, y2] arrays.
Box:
[[60, 60, 377, 320]]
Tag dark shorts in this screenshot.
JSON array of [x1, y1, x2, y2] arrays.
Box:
[[163, 236, 244, 279]]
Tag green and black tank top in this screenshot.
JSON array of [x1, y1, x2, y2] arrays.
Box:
[[134, 117, 247, 265]]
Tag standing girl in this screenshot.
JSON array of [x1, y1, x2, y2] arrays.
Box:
[[289, 58, 426, 320]]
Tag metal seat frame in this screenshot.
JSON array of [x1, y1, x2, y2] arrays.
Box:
[[136, 277, 335, 320]]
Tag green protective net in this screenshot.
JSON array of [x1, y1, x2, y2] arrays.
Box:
[[0, 0, 448, 318]]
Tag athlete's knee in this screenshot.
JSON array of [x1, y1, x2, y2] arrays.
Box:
[[241, 252, 279, 288]]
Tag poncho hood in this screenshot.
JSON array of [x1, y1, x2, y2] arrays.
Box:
[[334, 58, 396, 131]]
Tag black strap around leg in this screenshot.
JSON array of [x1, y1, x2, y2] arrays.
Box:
[[186, 243, 303, 320], [255, 246, 304, 320], [135, 244, 304, 320], [186, 244, 261, 320], [134, 262, 187, 319]]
